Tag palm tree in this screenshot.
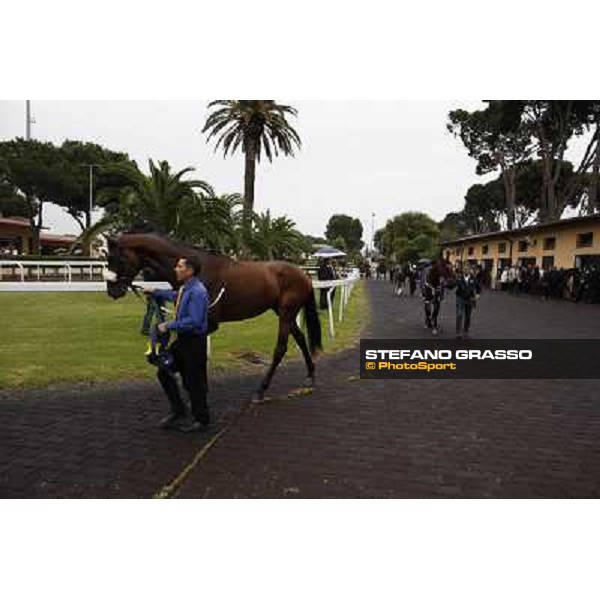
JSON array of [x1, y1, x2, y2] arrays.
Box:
[[178, 193, 244, 253], [250, 210, 307, 261], [202, 100, 301, 250], [78, 159, 214, 246]]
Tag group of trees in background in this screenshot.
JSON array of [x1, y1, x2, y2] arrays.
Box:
[[0, 101, 319, 261], [374, 212, 439, 263], [445, 100, 600, 238], [0, 138, 312, 261], [323, 214, 364, 262], [0, 139, 131, 253]]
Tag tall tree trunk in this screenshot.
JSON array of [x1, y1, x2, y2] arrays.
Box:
[[589, 135, 600, 212], [243, 141, 257, 256], [83, 209, 93, 255], [508, 169, 517, 228], [547, 101, 572, 221], [547, 182, 557, 221], [496, 148, 517, 230], [540, 152, 553, 222], [26, 195, 41, 255], [501, 166, 516, 230]]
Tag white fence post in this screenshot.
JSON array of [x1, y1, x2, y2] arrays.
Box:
[[327, 287, 335, 337], [311, 272, 360, 340], [338, 284, 345, 323]]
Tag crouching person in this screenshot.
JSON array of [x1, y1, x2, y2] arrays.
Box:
[[146, 256, 210, 433], [455, 265, 481, 339]]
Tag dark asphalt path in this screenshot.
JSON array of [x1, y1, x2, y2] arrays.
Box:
[[2, 280, 600, 498]]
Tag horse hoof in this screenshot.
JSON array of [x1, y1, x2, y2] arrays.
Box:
[[302, 376, 315, 388], [251, 391, 265, 404]]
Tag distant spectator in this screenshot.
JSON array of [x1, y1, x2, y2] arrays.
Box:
[[318, 258, 337, 310]]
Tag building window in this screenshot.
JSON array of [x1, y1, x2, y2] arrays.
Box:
[[482, 244, 488, 255], [542, 256, 554, 270], [498, 242, 507, 254], [543, 237, 556, 250], [576, 232, 593, 248], [467, 246, 474, 256], [518, 241, 528, 252]]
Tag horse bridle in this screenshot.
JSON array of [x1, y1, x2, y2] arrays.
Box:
[[106, 239, 228, 310]]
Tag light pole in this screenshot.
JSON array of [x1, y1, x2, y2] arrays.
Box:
[[25, 100, 35, 140], [371, 212, 375, 258]]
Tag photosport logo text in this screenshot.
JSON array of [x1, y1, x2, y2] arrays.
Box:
[[360, 339, 600, 379]]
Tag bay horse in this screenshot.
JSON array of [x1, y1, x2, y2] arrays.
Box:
[[419, 256, 455, 334], [104, 233, 322, 401]]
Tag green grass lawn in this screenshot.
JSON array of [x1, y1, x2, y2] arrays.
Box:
[[0, 281, 368, 388]]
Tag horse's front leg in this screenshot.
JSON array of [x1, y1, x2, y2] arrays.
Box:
[[252, 314, 291, 402], [431, 298, 441, 333]]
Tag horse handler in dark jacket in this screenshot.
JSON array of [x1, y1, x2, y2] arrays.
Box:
[[145, 256, 210, 433], [455, 265, 481, 339]]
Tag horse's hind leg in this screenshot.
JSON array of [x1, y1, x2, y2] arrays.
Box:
[[432, 300, 440, 332], [253, 313, 292, 402], [424, 301, 432, 328], [290, 319, 315, 388]]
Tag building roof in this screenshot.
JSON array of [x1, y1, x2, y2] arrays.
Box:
[[441, 213, 600, 246], [0, 217, 75, 245], [40, 233, 78, 245], [0, 216, 31, 228]]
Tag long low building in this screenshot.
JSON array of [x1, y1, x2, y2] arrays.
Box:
[[0, 216, 79, 255], [440, 214, 600, 280]]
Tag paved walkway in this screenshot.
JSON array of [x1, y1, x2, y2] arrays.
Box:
[[2, 281, 600, 498]]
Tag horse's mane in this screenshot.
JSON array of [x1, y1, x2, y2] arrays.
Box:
[[178, 241, 234, 266], [120, 231, 234, 267]]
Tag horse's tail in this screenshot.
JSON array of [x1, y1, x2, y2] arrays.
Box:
[[304, 288, 322, 355]]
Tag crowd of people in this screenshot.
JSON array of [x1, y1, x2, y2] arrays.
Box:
[[497, 264, 600, 303], [0, 243, 20, 256], [381, 259, 600, 305], [369, 255, 600, 339]]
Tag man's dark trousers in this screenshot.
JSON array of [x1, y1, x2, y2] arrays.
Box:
[[455, 298, 474, 334], [157, 333, 209, 424]]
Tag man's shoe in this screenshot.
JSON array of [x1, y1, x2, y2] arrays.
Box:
[[178, 419, 209, 433], [159, 413, 186, 429]]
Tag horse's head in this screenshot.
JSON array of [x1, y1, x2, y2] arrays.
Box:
[[432, 256, 455, 287], [104, 235, 144, 299]]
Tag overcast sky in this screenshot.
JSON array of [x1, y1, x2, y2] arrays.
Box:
[[1, 100, 495, 241]]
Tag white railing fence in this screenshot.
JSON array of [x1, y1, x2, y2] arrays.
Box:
[[310, 274, 359, 338], [0, 262, 361, 349], [0, 260, 106, 283]]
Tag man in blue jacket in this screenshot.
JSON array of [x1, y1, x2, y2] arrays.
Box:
[[147, 256, 210, 433]]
